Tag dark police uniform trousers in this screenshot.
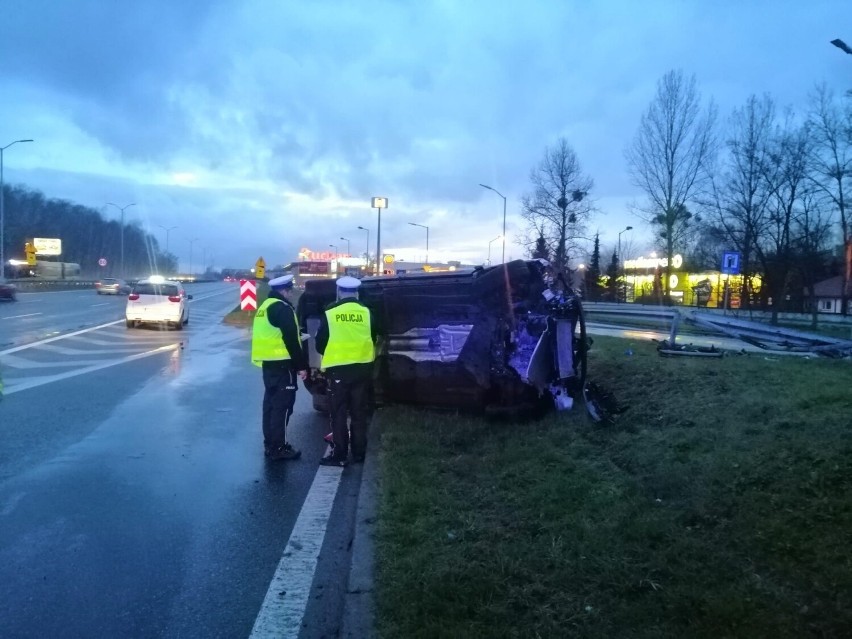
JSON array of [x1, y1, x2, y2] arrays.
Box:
[[327, 366, 372, 460], [262, 362, 297, 451]]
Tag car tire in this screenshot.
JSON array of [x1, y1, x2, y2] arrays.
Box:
[[174, 319, 183, 331], [125, 319, 135, 328]]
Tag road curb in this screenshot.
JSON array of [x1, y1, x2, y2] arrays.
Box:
[[342, 414, 381, 638]]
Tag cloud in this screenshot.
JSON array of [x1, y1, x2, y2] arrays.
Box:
[[3, 0, 851, 269]]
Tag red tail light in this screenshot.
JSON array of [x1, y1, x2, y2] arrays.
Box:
[[168, 295, 181, 303], [128, 293, 140, 301]]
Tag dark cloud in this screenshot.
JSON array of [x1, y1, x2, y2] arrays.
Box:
[[4, 0, 852, 268]]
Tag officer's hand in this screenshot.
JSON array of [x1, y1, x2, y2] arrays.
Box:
[[298, 370, 308, 381]]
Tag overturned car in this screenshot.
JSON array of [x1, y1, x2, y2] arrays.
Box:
[[297, 259, 598, 419]]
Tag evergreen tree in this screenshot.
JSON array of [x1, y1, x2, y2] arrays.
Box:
[[587, 233, 602, 301], [531, 232, 550, 261], [606, 250, 619, 301]]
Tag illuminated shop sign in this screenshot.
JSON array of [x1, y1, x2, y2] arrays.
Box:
[[624, 254, 683, 270], [298, 247, 349, 261]]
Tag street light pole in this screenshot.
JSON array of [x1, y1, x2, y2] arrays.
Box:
[[617, 225, 633, 303], [329, 244, 338, 275], [357, 226, 370, 274], [487, 235, 502, 266], [340, 237, 351, 256], [107, 202, 136, 278], [158, 225, 177, 254], [479, 184, 507, 264], [187, 237, 199, 278], [1, 139, 34, 280], [407, 222, 429, 264], [371, 197, 388, 275]]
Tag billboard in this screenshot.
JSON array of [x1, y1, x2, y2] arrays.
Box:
[[297, 261, 330, 275], [34, 238, 62, 256]]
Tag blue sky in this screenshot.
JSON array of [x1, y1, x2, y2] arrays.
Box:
[[2, 0, 850, 271]]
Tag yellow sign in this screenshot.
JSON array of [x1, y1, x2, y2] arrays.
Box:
[[255, 257, 266, 279], [383, 254, 395, 265], [25, 242, 36, 266]]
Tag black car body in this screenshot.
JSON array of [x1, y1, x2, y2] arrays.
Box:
[[0, 281, 17, 301], [297, 259, 589, 417]]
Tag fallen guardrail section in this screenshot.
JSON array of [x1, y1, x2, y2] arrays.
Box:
[[660, 311, 852, 358]]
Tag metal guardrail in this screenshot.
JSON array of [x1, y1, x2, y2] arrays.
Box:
[[583, 301, 852, 327], [7, 279, 98, 291]]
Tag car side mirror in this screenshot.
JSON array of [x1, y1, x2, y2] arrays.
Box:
[[187, 294, 193, 300]]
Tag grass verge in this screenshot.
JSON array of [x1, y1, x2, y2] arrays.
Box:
[[374, 336, 852, 638], [222, 281, 270, 326]]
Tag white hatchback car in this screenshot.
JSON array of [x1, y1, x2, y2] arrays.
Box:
[[125, 278, 192, 329]]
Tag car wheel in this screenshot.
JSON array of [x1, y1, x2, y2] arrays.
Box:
[[125, 319, 135, 328], [174, 319, 183, 331]]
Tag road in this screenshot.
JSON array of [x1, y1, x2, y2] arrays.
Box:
[[0, 284, 362, 638]]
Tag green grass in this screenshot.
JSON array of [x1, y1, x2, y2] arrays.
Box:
[[374, 336, 852, 638]]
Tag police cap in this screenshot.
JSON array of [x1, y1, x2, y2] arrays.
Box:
[[269, 274, 295, 290], [336, 276, 361, 292]]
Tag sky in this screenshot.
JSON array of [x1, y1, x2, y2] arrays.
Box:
[[2, 0, 851, 272]]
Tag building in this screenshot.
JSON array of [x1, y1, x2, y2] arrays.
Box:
[[804, 275, 852, 314]]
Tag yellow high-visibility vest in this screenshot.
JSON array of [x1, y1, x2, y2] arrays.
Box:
[[251, 298, 298, 366], [321, 301, 374, 369]]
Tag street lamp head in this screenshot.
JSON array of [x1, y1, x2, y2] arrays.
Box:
[[626, 225, 633, 231], [358, 226, 368, 231], [831, 38, 852, 54]]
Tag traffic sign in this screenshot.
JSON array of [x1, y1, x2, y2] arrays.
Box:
[[721, 251, 741, 275], [25, 242, 37, 266], [255, 257, 266, 279], [98, 258, 108, 267], [240, 279, 257, 311], [383, 254, 395, 265]]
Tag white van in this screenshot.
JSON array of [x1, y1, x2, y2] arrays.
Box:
[[125, 278, 191, 329]]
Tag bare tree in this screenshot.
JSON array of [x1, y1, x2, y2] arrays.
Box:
[[808, 84, 852, 315], [707, 94, 777, 308], [521, 138, 593, 274], [626, 69, 717, 295], [756, 116, 812, 323], [793, 185, 835, 327]]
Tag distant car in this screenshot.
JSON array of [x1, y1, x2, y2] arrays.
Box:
[[0, 281, 17, 302], [125, 277, 192, 329], [95, 278, 131, 295]]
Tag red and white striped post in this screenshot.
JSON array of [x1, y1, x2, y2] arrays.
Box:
[[240, 279, 257, 311]]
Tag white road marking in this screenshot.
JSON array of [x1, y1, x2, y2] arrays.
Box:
[[90, 303, 110, 307], [0, 353, 114, 369], [0, 319, 123, 355], [250, 467, 344, 638], [1, 313, 42, 320], [33, 343, 147, 356], [1, 343, 179, 395]]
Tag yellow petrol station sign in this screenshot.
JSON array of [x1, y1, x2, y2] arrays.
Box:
[[255, 257, 266, 279], [25, 242, 37, 266]]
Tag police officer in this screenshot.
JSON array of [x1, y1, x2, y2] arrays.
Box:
[[315, 276, 378, 466], [251, 274, 307, 460]]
